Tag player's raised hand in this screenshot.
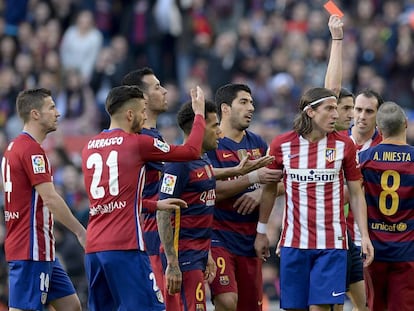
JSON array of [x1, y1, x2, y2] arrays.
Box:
[[236, 155, 275, 176], [156, 198, 188, 211], [328, 14, 344, 40], [190, 85, 205, 117]]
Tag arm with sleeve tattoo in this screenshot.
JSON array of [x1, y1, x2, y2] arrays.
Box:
[[156, 209, 182, 295]]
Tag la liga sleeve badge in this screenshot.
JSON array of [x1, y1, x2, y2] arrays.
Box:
[[31, 155, 46, 174]]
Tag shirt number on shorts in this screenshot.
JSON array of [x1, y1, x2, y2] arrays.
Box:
[[39, 272, 50, 292], [196, 282, 204, 302], [216, 256, 226, 275], [149, 272, 160, 292]]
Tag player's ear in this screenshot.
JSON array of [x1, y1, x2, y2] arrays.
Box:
[[305, 107, 315, 118], [31, 109, 41, 120], [126, 109, 134, 121], [221, 103, 230, 114]]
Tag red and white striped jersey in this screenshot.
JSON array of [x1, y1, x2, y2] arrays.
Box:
[[2, 133, 55, 261], [269, 131, 361, 249]]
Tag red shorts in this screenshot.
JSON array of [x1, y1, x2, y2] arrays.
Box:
[[165, 269, 206, 311], [365, 261, 414, 311], [210, 246, 263, 311]]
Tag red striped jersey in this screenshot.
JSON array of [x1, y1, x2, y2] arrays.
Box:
[[206, 130, 268, 257], [346, 127, 382, 246], [2, 133, 54, 261], [81, 115, 205, 253], [269, 131, 361, 249], [159, 154, 215, 271], [140, 127, 164, 256], [359, 143, 414, 261]]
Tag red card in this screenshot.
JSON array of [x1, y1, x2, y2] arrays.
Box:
[[324, 0, 344, 18]]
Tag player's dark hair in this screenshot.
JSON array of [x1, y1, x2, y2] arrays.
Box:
[[338, 87, 354, 101], [121, 67, 154, 92], [16, 88, 52, 123], [293, 87, 337, 135], [177, 100, 217, 135], [105, 85, 145, 115], [215, 83, 251, 119], [357, 88, 384, 109]]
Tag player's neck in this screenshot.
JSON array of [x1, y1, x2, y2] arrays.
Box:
[[303, 127, 329, 143], [109, 120, 132, 133], [351, 127, 374, 145], [144, 112, 158, 129], [381, 134, 407, 145], [22, 125, 46, 143], [220, 123, 245, 142]]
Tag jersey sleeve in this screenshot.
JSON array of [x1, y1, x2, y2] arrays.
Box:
[[342, 138, 362, 181], [267, 137, 283, 170], [139, 114, 206, 162], [159, 162, 189, 199], [21, 145, 52, 186], [142, 199, 158, 213]]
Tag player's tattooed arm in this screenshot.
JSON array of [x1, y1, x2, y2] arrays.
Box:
[[157, 210, 176, 262], [157, 209, 182, 294]]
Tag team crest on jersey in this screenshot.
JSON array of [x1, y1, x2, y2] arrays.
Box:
[[251, 148, 261, 159], [196, 303, 205, 311], [31, 155, 46, 174], [219, 275, 230, 286], [160, 173, 177, 195], [156, 289, 164, 303], [41, 292, 48, 304], [153, 138, 170, 152], [325, 148, 336, 162]]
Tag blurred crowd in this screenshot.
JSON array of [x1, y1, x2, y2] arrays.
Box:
[[0, 0, 413, 309]]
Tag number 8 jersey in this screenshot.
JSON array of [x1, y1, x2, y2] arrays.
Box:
[[359, 143, 414, 261]]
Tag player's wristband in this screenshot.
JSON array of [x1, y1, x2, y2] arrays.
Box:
[[247, 170, 260, 184], [256, 222, 267, 234]]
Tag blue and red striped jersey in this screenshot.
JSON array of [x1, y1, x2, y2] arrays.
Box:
[[159, 154, 215, 271], [206, 130, 268, 257], [359, 143, 414, 261], [141, 127, 164, 256]]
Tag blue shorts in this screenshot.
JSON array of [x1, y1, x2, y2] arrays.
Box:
[[85, 250, 165, 311], [280, 247, 347, 309], [8, 258, 76, 310], [346, 232, 364, 288]]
